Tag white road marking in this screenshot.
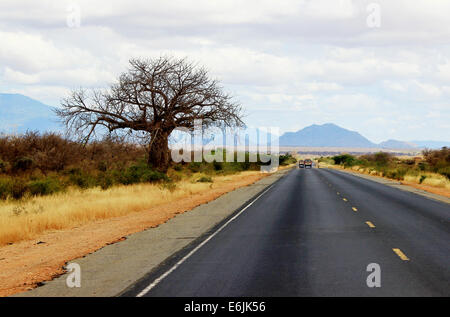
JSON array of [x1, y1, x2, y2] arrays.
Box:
[[135, 184, 275, 297]]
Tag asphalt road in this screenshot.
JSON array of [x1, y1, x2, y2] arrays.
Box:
[[122, 167, 450, 297]]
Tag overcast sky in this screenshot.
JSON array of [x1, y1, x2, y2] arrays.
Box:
[[1, 0, 449, 142]]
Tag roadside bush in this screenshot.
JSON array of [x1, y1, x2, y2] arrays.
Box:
[[0, 178, 12, 199], [197, 176, 213, 183], [11, 179, 29, 199], [69, 172, 96, 189], [188, 162, 202, 173], [97, 173, 115, 190], [332, 154, 358, 167], [385, 168, 408, 180], [213, 161, 223, 171], [0, 159, 7, 173], [13, 157, 33, 172], [437, 166, 450, 180], [28, 178, 63, 196], [141, 170, 168, 183], [279, 153, 297, 166]]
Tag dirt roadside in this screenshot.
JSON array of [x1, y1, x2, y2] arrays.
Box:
[[3, 168, 291, 297]]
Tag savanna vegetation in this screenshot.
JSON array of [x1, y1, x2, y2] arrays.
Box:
[[318, 148, 450, 190], [0, 132, 294, 201]]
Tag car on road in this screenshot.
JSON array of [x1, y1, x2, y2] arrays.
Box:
[[304, 159, 313, 168], [298, 160, 305, 168]]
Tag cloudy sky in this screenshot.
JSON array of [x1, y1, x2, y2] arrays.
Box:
[[1, 0, 449, 142]]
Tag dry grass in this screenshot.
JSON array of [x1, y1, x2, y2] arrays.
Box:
[[403, 173, 450, 190], [0, 172, 260, 247]]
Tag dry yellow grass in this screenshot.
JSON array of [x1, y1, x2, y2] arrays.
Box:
[[0, 172, 260, 247]]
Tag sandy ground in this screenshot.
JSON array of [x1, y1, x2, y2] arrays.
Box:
[[0, 172, 268, 297], [400, 181, 450, 198]]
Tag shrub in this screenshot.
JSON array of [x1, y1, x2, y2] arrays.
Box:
[[437, 166, 450, 180], [197, 176, 213, 183], [13, 157, 33, 172], [28, 178, 62, 196], [69, 172, 95, 189], [385, 168, 407, 180], [141, 170, 168, 183], [0, 160, 7, 173], [213, 161, 223, 171], [188, 162, 202, 173], [0, 178, 12, 199], [332, 154, 358, 167], [419, 175, 427, 184], [279, 154, 297, 166], [97, 173, 114, 190], [11, 179, 29, 199]]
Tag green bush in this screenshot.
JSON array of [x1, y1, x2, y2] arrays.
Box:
[[385, 168, 407, 180], [141, 170, 168, 183], [0, 178, 12, 199], [11, 179, 29, 199], [188, 162, 202, 173], [279, 154, 297, 166], [28, 178, 62, 196], [419, 175, 427, 184], [197, 176, 213, 183], [213, 161, 223, 171], [97, 173, 114, 190], [437, 166, 450, 180], [69, 172, 95, 189], [332, 154, 358, 167], [0, 159, 7, 173]]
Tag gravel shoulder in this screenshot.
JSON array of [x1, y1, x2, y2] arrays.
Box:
[[14, 168, 290, 297]]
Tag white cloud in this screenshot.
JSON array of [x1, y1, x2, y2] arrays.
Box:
[[0, 0, 449, 141]]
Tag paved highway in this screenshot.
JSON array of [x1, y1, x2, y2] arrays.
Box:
[[122, 167, 450, 296]]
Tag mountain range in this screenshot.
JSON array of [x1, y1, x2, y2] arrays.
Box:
[[279, 123, 449, 149], [0, 93, 61, 134], [0, 93, 448, 149]]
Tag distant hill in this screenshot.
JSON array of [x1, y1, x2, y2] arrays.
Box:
[[280, 123, 377, 148], [0, 93, 61, 134], [379, 139, 418, 149], [408, 140, 450, 149]]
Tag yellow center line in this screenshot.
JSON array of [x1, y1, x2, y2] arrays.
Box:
[[365, 221, 375, 228], [352, 207, 358, 212], [343, 198, 348, 201], [393, 248, 410, 261]]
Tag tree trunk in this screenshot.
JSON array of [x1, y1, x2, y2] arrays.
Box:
[[148, 130, 170, 172]]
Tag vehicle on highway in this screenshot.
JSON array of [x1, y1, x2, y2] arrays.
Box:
[[304, 159, 313, 168], [298, 160, 305, 168]]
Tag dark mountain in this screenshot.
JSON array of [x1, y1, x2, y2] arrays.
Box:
[[0, 93, 61, 134], [279, 123, 377, 148]]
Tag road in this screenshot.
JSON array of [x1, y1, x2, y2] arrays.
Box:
[[122, 167, 450, 297]]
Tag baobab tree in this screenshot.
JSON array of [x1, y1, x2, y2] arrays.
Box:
[[56, 56, 244, 171]]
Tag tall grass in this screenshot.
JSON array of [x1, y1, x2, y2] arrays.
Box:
[[0, 172, 261, 246]]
